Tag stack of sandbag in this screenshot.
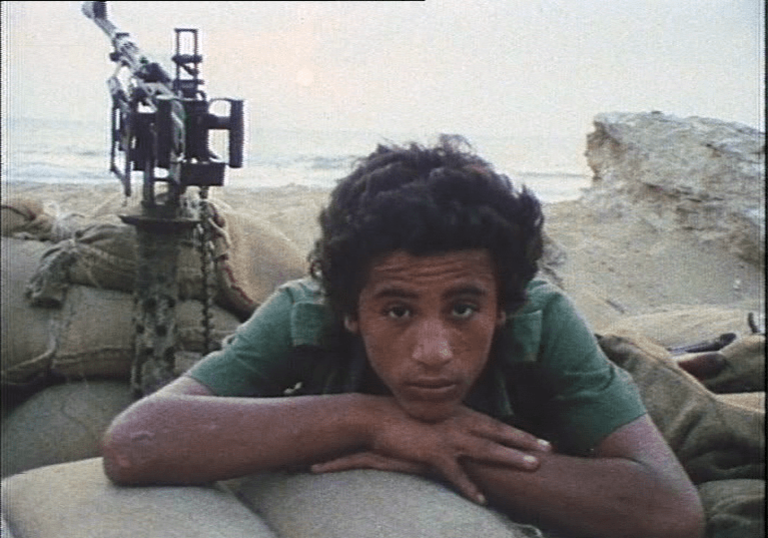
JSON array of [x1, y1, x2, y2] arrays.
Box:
[[2, 195, 308, 478], [1, 237, 245, 389], [0, 235, 135, 478], [22, 198, 308, 319], [0, 236, 244, 478]]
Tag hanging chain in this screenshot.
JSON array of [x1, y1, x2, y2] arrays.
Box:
[[196, 187, 216, 355]]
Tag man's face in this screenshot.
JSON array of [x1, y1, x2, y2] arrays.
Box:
[[346, 249, 504, 422]]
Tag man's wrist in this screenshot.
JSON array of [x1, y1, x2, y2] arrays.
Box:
[[345, 393, 390, 450]]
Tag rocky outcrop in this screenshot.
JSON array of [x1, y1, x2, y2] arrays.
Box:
[[583, 112, 765, 265]]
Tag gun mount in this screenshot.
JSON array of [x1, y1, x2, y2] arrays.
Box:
[[83, 1, 245, 395]]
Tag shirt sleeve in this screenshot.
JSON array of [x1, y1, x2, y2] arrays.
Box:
[[530, 284, 647, 454], [185, 284, 297, 396]]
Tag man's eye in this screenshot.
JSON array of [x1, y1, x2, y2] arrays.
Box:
[[452, 303, 477, 319], [386, 306, 412, 320]]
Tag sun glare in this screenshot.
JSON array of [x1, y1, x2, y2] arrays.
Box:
[[296, 68, 315, 87]]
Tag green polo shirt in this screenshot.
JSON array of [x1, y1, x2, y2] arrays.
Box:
[[187, 277, 646, 455]]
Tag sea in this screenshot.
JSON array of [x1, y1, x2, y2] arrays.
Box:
[[2, 117, 593, 204]]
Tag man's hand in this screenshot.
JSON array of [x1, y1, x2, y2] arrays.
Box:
[[313, 398, 552, 505]]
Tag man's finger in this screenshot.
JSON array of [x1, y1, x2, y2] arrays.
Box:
[[431, 456, 487, 506], [312, 452, 426, 475], [470, 415, 552, 453], [462, 437, 542, 471]]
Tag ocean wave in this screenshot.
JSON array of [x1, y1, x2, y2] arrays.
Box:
[[5, 118, 590, 202]]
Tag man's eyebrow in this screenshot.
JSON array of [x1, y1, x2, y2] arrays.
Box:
[[371, 286, 419, 300], [443, 284, 491, 299], [370, 283, 491, 300]]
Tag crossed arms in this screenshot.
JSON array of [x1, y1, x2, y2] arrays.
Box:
[[102, 376, 704, 538]]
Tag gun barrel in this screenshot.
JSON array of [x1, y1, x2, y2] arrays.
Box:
[[82, 1, 172, 85], [82, 1, 118, 40], [81, 1, 106, 20]]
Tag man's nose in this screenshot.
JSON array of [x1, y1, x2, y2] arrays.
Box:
[[412, 320, 453, 366]]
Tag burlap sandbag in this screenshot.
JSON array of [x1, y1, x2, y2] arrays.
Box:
[[1, 238, 58, 386], [598, 329, 765, 538], [602, 306, 753, 349], [1, 198, 84, 243], [213, 208, 307, 317], [49, 287, 241, 380], [25, 221, 230, 306], [225, 469, 547, 538], [89, 196, 308, 318], [25, 202, 306, 317], [1, 381, 134, 478], [1, 199, 53, 240], [1, 458, 277, 538], [48, 286, 134, 379], [2, 238, 241, 384]]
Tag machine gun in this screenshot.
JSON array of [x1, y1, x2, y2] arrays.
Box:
[[82, 0, 243, 200], [83, 1, 245, 395]]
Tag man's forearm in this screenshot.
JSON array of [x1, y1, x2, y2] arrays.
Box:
[[102, 392, 375, 485], [465, 451, 702, 538]]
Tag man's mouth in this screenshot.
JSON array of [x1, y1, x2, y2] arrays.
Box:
[[403, 378, 461, 400]]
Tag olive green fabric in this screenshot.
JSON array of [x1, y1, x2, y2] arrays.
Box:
[[697, 480, 766, 538], [598, 329, 765, 538], [598, 329, 764, 484], [701, 334, 765, 394], [189, 278, 646, 456], [1, 458, 277, 538], [602, 308, 765, 394]]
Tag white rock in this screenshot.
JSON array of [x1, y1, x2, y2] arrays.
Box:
[[583, 112, 765, 265]]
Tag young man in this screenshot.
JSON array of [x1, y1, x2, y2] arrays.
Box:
[[102, 139, 704, 538]]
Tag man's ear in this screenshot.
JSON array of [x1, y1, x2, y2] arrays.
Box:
[[344, 315, 359, 333], [496, 311, 507, 327]]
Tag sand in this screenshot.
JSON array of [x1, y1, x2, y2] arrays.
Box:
[[3, 180, 764, 332]]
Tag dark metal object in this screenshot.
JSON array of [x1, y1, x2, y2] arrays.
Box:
[[83, 1, 244, 198], [676, 352, 727, 380], [747, 312, 764, 335], [667, 332, 738, 356], [83, 1, 245, 395]]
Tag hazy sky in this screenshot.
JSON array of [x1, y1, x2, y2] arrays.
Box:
[[2, 0, 764, 141]]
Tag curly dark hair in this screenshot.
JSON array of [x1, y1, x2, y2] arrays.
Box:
[[309, 136, 544, 318]]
